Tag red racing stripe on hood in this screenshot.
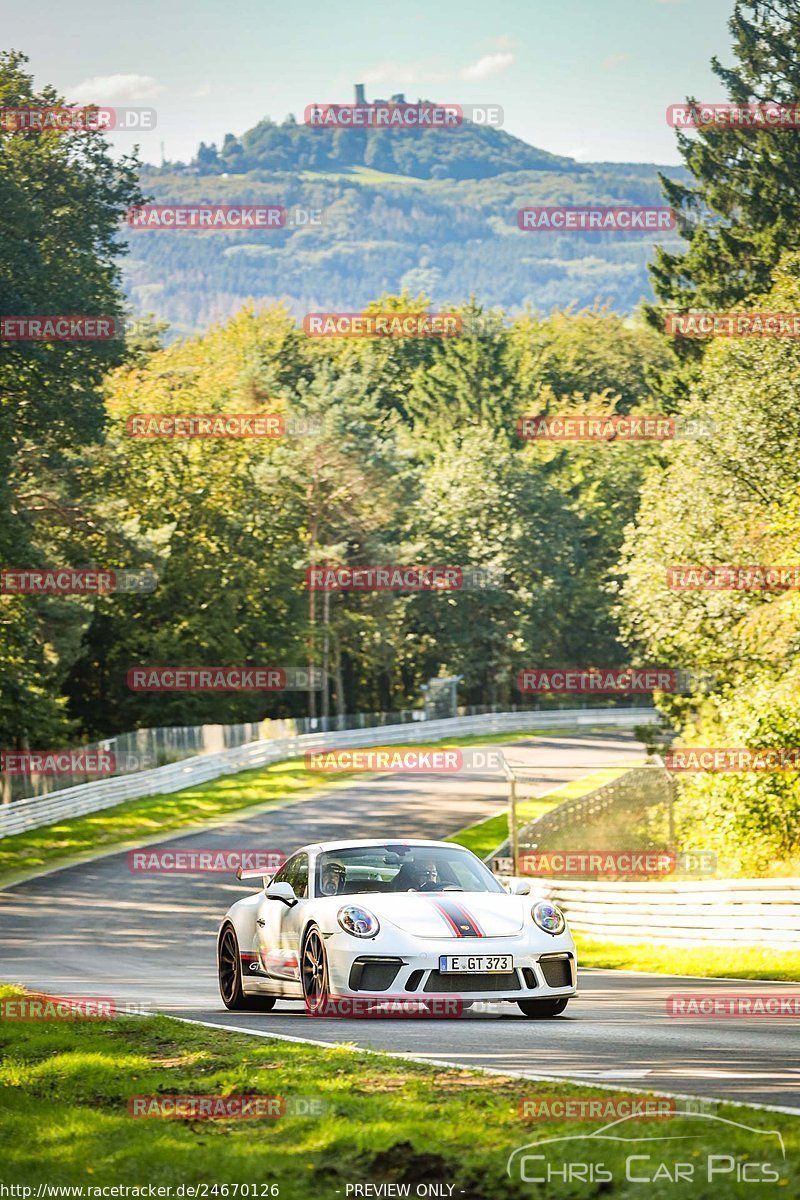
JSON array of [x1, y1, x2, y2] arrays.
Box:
[[428, 896, 485, 937]]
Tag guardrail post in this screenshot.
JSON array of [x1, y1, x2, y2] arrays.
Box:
[[508, 774, 519, 874], [654, 753, 675, 847]]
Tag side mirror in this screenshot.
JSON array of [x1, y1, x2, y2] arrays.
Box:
[[265, 881, 297, 907], [506, 879, 530, 896]]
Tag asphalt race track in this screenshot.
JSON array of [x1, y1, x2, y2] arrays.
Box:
[[1, 731, 798, 1112]]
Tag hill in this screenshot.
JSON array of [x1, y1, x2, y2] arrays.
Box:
[[124, 96, 689, 335]]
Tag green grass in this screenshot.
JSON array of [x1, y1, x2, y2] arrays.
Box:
[[0, 728, 561, 887], [0, 756, 357, 885], [576, 936, 800, 982], [447, 765, 634, 859], [0, 986, 796, 1198]]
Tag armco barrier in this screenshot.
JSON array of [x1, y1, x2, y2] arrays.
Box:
[[0, 707, 652, 839], [538, 877, 800, 948], [490, 754, 800, 949]]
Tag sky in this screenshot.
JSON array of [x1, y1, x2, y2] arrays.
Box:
[[2, 0, 737, 166]]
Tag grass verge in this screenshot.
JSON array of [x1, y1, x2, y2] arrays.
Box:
[[0, 728, 564, 887], [446, 765, 634, 860], [576, 936, 800, 983], [0, 986, 796, 1198]]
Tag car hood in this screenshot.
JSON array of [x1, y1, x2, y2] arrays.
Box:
[[335, 891, 526, 938]]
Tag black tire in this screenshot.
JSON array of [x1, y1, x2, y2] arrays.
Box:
[[218, 924, 276, 1012], [517, 997, 569, 1018], [301, 925, 330, 1015]]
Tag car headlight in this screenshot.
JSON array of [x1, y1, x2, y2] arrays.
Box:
[[532, 901, 566, 935], [337, 905, 380, 938]]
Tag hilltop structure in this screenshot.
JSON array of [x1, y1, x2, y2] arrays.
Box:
[[354, 83, 407, 106]]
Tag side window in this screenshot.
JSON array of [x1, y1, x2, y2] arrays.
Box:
[[291, 853, 309, 899], [274, 853, 308, 899], [270, 858, 292, 887]]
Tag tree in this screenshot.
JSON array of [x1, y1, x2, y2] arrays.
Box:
[[618, 253, 800, 870], [405, 301, 520, 444], [0, 50, 143, 746], [648, 2, 800, 368]]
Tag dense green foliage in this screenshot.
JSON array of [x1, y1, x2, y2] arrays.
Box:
[[0, 50, 143, 747], [56, 300, 665, 735], [620, 2, 800, 873], [620, 255, 800, 873], [648, 1, 800, 386]]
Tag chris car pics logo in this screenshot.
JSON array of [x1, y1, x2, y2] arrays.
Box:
[[507, 1112, 785, 1187]]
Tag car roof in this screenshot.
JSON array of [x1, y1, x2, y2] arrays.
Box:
[[300, 838, 470, 855]]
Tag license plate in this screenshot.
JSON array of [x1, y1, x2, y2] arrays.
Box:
[[439, 954, 514, 973]]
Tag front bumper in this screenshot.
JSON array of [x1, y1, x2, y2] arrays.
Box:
[[324, 928, 577, 1001]]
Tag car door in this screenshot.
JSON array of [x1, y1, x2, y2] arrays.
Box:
[[254, 853, 309, 995]]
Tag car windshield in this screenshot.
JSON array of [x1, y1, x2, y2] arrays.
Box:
[[315, 845, 505, 897]]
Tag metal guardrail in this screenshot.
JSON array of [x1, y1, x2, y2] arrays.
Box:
[[495, 757, 663, 869], [491, 758, 800, 948], [518, 760, 674, 851], [2, 698, 653, 803], [0, 707, 654, 839], [538, 877, 800, 948]]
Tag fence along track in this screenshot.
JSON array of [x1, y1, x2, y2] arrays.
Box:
[[0, 707, 653, 838], [494, 759, 800, 948]]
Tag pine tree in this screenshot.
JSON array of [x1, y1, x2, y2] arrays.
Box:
[[648, 1, 800, 358]]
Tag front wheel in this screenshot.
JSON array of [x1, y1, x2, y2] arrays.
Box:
[[301, 925, 330, 1015], [218, 924, 276, 1012], [517, 997, 569, 1018]]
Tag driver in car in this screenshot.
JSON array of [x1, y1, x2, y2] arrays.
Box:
[[320, 860, 346, 896], [415, 860, 440, 890]]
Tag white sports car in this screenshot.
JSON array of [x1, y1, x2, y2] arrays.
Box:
[[217, 838, 577, 1017]]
